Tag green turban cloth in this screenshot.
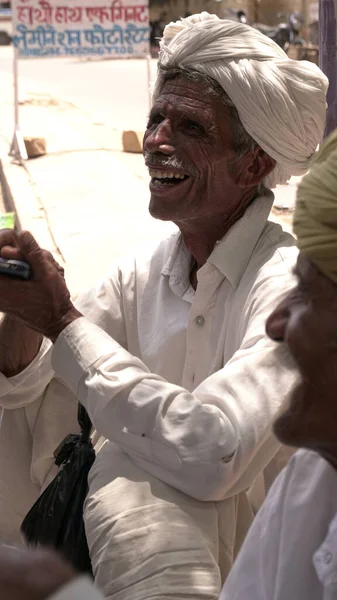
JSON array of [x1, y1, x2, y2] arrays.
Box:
[[294, 129, 337, 283]]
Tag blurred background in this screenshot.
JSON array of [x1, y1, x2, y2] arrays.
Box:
[[0, 0, 321, 60]]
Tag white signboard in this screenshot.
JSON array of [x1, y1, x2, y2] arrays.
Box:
[[12, 0, 149, 58]]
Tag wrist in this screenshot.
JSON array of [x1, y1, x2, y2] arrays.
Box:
[[47, 308, 83, 343], [0, 317, 43, 377]]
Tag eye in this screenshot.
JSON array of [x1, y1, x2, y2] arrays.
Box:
[[147, 114, 164, 128], [183, 120, 205, 136]]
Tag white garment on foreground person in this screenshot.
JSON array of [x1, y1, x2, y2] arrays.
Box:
[[0, 194, 298, 598], [50, 577, 103, 600], [220, 450, 337, 600]]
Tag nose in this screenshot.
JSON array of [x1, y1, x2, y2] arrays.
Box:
[[265, 297, 291, 342], [144, 119, 175, 155]]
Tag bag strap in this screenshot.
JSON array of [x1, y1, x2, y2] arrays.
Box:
[[77, 404, 93, 441]]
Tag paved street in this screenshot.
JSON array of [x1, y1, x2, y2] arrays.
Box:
[[0, 46, 157, 130]]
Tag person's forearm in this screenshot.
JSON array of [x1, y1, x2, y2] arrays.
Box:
[[0, 315, 42, 377]]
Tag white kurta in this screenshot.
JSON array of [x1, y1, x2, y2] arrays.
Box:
[[0, 192, 299, 598], [50, 577, 104, 600], [220, 449, 337, 600]]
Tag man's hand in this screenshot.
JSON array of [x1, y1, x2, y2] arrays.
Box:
[[0, 546, 77, 600], [0, 229, 82, 342]]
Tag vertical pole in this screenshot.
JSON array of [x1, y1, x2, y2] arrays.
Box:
[[9, 45, 27, 160], [254, 0, 259, 24], [301, 0, 307, 32], [146, 53, 152, 113], [319, 0, 337, 138], [13, 46, 19, 131]]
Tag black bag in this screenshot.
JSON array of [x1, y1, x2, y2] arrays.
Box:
[[21, 404, 95, 574]]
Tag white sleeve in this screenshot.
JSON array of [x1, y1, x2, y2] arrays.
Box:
[[0, 381, 80, 546], [220, 508, 267, 600], [0, 338, 53, 410], [0, 273, 126, 544], [48, 577, 104, 600], [51, 269, 299, 502], [220, 452, 307, 600], [0, 269, 126, 410], [219, 469, 287, 600]]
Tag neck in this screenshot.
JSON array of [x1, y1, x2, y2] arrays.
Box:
[[175, 190, 257, 267]]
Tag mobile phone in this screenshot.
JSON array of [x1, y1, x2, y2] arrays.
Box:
[[0, 258, 31, 280]]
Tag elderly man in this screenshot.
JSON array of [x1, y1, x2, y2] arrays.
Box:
[[0, 12, 327, 600], [220, 130, 337, 600], [5, 136, 337, 600]]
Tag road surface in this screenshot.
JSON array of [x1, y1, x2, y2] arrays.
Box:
[[0, 46, 157, 130]]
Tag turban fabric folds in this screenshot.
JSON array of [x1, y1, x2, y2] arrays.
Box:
[[154, 12, 328, 189], [294, 129, 337, 284]]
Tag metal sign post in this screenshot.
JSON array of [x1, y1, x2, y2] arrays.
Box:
[[9, 46, 28, 161], [146, 52, 152, 112], [319, 0, 337, 138]]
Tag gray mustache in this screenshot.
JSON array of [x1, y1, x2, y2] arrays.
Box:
[[144, 152, 194, 176]]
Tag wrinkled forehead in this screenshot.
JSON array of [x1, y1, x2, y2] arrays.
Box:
[[155, 75, 213, 105], [295, 252, 337, 297], [152, 75, 227, 124]]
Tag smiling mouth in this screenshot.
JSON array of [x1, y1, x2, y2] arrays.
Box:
[[149, 169, 189, 185]]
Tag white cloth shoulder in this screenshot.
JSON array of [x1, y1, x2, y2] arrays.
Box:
[[49, 577, 104, 600], [220, 449, 337, 600]]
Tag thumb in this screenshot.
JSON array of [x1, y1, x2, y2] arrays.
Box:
[[17, 231, 45, 273]]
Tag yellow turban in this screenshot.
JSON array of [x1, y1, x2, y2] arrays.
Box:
[[294, 129, 337, 283]]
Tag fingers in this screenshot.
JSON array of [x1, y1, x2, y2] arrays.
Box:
[[0, 246, 25, 260], [1, 230, 64, 281], [0, 230, 22, 259], [17, 231, 49, 276], [0, 229, 19, 247]]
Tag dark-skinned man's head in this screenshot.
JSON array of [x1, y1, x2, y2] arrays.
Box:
[[266, 130, 337, 469], [143, 13, 327, 231]]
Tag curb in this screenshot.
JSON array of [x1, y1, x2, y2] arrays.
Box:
[[0, 138, 64, 265], [0, 159, 21, 229]]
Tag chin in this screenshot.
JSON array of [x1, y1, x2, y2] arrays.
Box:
[[149, 205, 169, 221], [273, 381, 315, 449], [273, 410, 302, 448], [148, 196, 182, 222], [273, 384, 306, 447]]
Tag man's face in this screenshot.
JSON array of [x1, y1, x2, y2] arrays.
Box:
[[143, 76, 247, 224], [266, 253, 337, 465]]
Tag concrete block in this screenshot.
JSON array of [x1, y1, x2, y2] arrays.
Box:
[[24, 136, 47, 158], [122, 130, 144, 154]]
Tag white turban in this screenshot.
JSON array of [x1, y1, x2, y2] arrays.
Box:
[[153, 12, 329, 189]]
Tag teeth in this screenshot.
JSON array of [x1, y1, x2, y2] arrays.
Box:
[[149, 170, 187, 180]]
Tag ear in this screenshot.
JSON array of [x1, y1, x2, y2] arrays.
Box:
[[230, 147, 276, 188]]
